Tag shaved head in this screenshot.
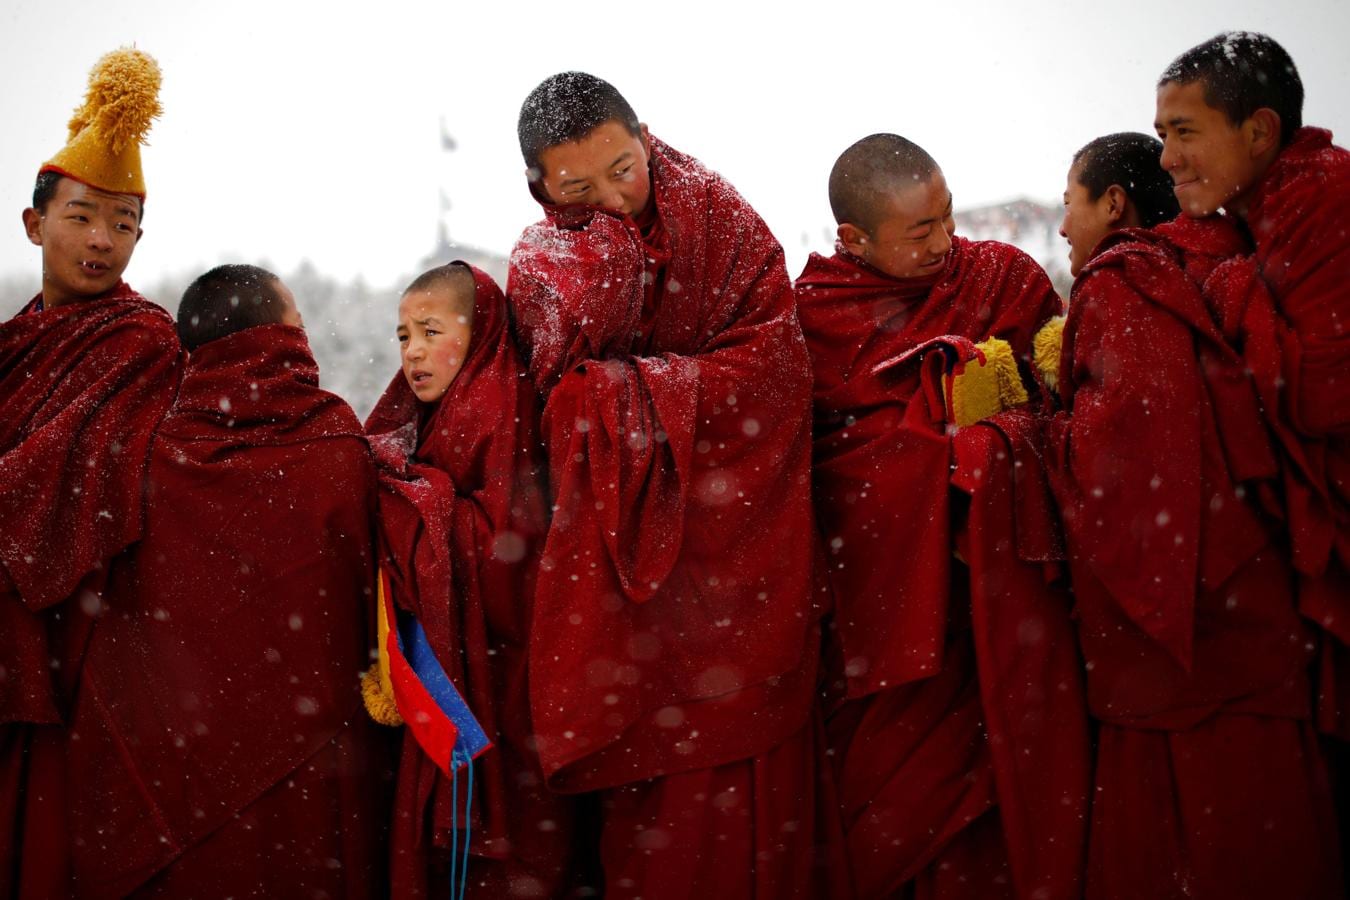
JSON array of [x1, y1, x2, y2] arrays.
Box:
[[403, 263, 476, 321], [829, 134, 941, 234]]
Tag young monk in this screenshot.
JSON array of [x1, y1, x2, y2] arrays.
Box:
[[55, 265, 388, 898], [507, 72, 838, 898], [363, 262, 577, 898], [0, 48, 183, 897], [1154, 31, 1350, 745], [795, 134, 1086, 900], [1048, 131, 1343, 898]]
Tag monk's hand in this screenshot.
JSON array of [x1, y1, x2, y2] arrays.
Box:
[[945, 337, 1029, 427]]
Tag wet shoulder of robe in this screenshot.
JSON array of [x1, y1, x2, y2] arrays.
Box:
[[0, 284, 183, 725], [65, 323, 382, 898], [507, 137, 820, 792]]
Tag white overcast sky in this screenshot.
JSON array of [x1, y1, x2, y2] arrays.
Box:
[[2, 0, 1348, 289]]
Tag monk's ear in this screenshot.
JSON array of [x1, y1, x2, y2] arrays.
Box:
[[22, 207, 42, 246], [1245, 107, 1282, 158], [837, 222, 869, 257], [1103, 185, 1130, 226], [639, 122, 651, 154]]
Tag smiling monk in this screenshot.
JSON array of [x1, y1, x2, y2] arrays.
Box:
[[796, 134, 1080, 900]]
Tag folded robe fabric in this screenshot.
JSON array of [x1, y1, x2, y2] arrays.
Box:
[[795, 240, 1061, 700], [63, 324, 383, 898], [1047, 233, 1341, 897], [365, 265, 575, 898], [507, 137, 821, 793], [0, 283, 182, 725]]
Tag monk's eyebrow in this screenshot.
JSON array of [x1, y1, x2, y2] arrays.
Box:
[[114, 204, 139, 219], [912, 193, 954, 229], [609, 150, 634, 169], [416, 316, 443, 326], [65, 199, 98, 211]]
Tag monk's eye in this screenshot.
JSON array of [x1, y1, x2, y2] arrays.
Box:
[[397, 334, 408, 344], [614, 165, 633, 178], [425, 328, 440, 337]]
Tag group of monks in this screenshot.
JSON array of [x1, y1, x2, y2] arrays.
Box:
[[1, 27, 1346, 900]]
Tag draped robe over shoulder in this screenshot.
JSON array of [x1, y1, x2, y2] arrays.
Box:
[[1047, 231, 1342, 899], [64, 324, 386, 899], [365, 265, 576, 899], [508, 137, 835, 899], [796, 242, 1086, 900], [0, 284, 182, 899]]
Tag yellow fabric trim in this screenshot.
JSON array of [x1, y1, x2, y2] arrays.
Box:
[[361, 570, 403, 726], [947, 338, 1028, 426], [1033, 317, 1066, 395]]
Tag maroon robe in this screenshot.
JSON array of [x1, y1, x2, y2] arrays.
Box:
[[1048, 231, 1342, 898], [0, 284, 182, 899], [62, 324, 386, 899], [508, 137, 835, 897], [364, 265, 577, 899], [796, 243, 1085, 900]]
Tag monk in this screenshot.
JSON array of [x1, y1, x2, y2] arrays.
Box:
[[1048, 130, 1342, 898], [59, 264, 388, 898], [363, 263, 577, 898], [796, 133, 1085, 899], [507, 72, 839, 898], [1, 49, 183, 899]]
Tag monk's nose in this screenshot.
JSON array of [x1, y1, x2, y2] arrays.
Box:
[[1159, 139, 1181, 172], [87, 223, 113, 251]]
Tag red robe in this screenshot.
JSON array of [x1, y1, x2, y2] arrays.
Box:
[[1223, 128, 1350, 743], [796, 244, 1085, 900], [1048, 231, 1342, 898], [364, 265, 576, 898], [62, 324, 386, 899], [508, 138, 833, 897], [0, 284, 182, 899]]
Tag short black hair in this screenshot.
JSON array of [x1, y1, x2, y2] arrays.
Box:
[[403, 263, 476, 324], [177, 264, 287, 352], [828, 133, 941, 234], [1159, 31, 1303, 146], [1072, 133, 1180, 228], [518, 72, 641, 179], [32, 170, 145, 222]]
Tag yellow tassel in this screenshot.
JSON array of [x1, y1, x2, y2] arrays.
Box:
[[362, 663, 403, 726], [1033, 317, 1066, 394], [73, 47, 163, 153], [947, 337, 1028, 426]]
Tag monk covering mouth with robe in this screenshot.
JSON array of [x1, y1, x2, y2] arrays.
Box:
[[1047, 129, 1343, 898], [59, 265, 388, 898], [795, 133, 1087, 900], [363, 262, 578, 899], [1, 48, 184, 899], [507, 72, 840, 898]]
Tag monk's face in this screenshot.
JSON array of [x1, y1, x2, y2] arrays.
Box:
[[1059, 163, 1118, 278], [535, 120, 653, 217], [1154, 80, 1274, 219], [846, 172, 955, 280], [397, 287, 472, 403], [22, 177, 142, 307]]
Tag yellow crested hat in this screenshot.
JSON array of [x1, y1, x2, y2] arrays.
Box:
[[40, 47, 162, 200]]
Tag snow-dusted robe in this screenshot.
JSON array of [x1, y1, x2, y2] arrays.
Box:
[[508, 137, 840, 898], [365, 265, 577, 899], [797, 242, 1086, 900], [1048, 229, 1342, 899], [0, 283, 182, 899], [63, 324, 386, 899]]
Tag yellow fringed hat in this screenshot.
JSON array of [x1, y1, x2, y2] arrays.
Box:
[[40, 47, 162, 200]]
